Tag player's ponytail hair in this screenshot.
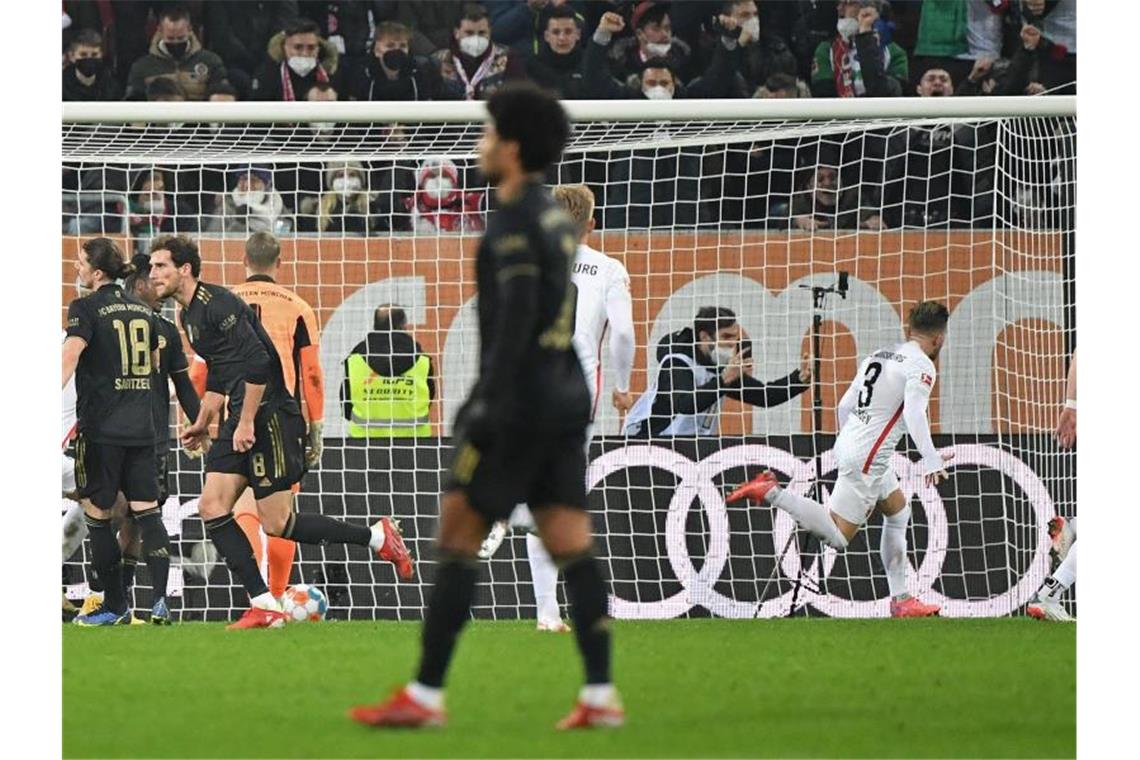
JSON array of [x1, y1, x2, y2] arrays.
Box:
[[82, 237, 133, 281], [906, 301, 950, 335]]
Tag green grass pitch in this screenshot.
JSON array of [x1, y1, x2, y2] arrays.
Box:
[[64, 618, 1074, 758]]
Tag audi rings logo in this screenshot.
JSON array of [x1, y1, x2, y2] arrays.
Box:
[[587, 443, 1057, 620]]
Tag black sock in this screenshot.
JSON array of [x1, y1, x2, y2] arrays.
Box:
[[135, 508, 171, 605], [204, 514, 269, 598], [88, 568, 104, 594], [415, 556, 479, 688], [562, 553, 612, 685], [281, 513, 371, 547], [85, 515, 126, 614], [121, 555, 139, 605]]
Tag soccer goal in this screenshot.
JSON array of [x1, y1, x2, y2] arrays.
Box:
[[62, 95, 1076, 621]]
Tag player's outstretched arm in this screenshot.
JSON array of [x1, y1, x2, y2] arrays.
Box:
[[902, 375, 953, 486], [61, 336, 86, 389], [605, 262, 636, 402]]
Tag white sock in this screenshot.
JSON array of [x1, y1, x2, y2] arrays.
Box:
[[407, 681, 444, 710], [771, 488, 849, 549], [880, 506, 911, 599], [527, 532, 561, 622], [579, 683, 618, 708], [509, 504, 536, 531], [62, 503, 88, 560], [369, 522, 387, 552], [250, 591, 279, 610], [1052, 541, 1077, 589]]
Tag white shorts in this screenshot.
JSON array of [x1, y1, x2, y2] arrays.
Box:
[[62, 454, 76, 495], [828, 463, 900, 527]]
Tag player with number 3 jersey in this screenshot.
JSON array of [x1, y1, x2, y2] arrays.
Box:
[[728, 301, 953, 618]]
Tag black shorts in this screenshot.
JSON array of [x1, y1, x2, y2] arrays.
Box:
[[444, 427, 588, 522], [74, 433, 159, 510], [206, 407, 306, 499], [155, 443, 170, 504]]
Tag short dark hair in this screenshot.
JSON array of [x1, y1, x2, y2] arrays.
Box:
[[82, 237, 132, 280], [456, 3, 489, 27], [906, 301, 950, 334], [68, 29, 102, 53], [150, 235, 201, 278], [486, 82, 570, 173], [641, 56, 676, 78], [146, 77, 186, 101], [722, 0, 755, 13], [283, 18, 321, 38], [374, 305, 407, 332], [245, 231, 280, 269], [122, 253, 152, 294], [764, 72, 798, 93], [636, 3, 669, 30], [160, 5, 191, 23], [544, 4, 578, 28], [694, 306, 737, 340]]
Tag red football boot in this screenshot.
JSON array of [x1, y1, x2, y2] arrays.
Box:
[[226, 606, 287, 630], [374, 517, 415, 580], [556, 701, 626, 730], [349, 688, 446, 728], [890, 596, 941, 618], [726, 471, 780, 504]]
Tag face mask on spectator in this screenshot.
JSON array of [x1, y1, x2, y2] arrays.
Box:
[[332, 176, 362, 195], [75, 57, 102, 77], [836, 18, 859, 39], [742, 18, 760, 38], [713, 344, 736, 366], [646, 41, 672, 57], [233, 189, 266, 207], [312, 121, 336, 134], [458, 35, 489, 58], [643, 85, 672, 100], [424, 176, 454, 199], [382, 49, 410, 71], [140, 196, 165, 214], [161, 40, 189, 59], [288, 56, 318, 76]]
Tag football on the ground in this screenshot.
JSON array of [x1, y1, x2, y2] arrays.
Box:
[[282, 584, 328, 622]]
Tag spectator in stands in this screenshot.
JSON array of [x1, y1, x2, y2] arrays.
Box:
[[208, 82, 240, 102], [586, 11, 742, 99], [252, 18, 344, 101], [1004, 17, 1070, 95], [811, 0, 908, 98], [914, 67, 953, 97], [911, 0, 1002, 91], [406, 157, 485, 234], [63, 29, 122, 102], [205, 167, 290, 234], [297, 162, 377, 235], [513, 4, 589, 98], [146, 77, 187, 102], [789, 164, 883, 231], [754, 72, 811, 98], [303, 1, 372, 72], [1021, 0, 1074, 94], [608, 2, 692, 92], [352, 21, 448, 101], [127, 169, 180, 249], [714, 0, 797, 96], [432, 4, 512, 100], [341, 305, 436, 439], [385, 1, 467, 58], [489, 0, 578, 54], [126, 5, 229, 101], [204, 1, 300, 99]]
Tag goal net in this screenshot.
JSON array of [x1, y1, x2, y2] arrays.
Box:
[[62, 98, 1076, 621]]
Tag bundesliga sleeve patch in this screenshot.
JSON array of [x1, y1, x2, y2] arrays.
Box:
[[921, 373, 934, 387]]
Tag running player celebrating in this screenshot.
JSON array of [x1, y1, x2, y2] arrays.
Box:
[[148, 235, 413, 629], [478, 183, 635, 633], [350, 83, 622, 729], [728, 301, 952, 618]]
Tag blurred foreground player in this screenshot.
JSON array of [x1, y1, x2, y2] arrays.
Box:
[[1027, 348, 1076, 622], [149, 235, 413, 630], [478, 183, 635, 633], [230, 232, 327, 603], [728, 302, 953, 618], [350, 83, 623, 729], [63, 238, 162, 626]]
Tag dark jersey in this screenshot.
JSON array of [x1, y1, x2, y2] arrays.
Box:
[[152, 311, 190, 446], [66, 284, 159, 446], [179, 282, 295, 420], [473, 180, 590, 430]]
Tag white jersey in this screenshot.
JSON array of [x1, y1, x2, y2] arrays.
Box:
[[62, 330, 77, 449], [570, 244, 635, 418], [834, 340, 943, 478]]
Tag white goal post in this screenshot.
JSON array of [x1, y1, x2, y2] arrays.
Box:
[[62, 96, 1076, 621]]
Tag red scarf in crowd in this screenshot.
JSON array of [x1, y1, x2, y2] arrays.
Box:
[[280, 61, 330, 101]]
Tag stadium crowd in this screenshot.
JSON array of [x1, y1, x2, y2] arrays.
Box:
[[62, 0, 1076, 239]]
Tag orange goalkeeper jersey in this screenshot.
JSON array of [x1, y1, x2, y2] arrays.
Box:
[[230, 275, 325, 422]]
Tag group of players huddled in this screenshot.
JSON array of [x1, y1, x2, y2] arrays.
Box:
[[61, 83, 1076, 730]]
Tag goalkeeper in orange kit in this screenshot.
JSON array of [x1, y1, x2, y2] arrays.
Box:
[[190, 232, 328, 602]]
